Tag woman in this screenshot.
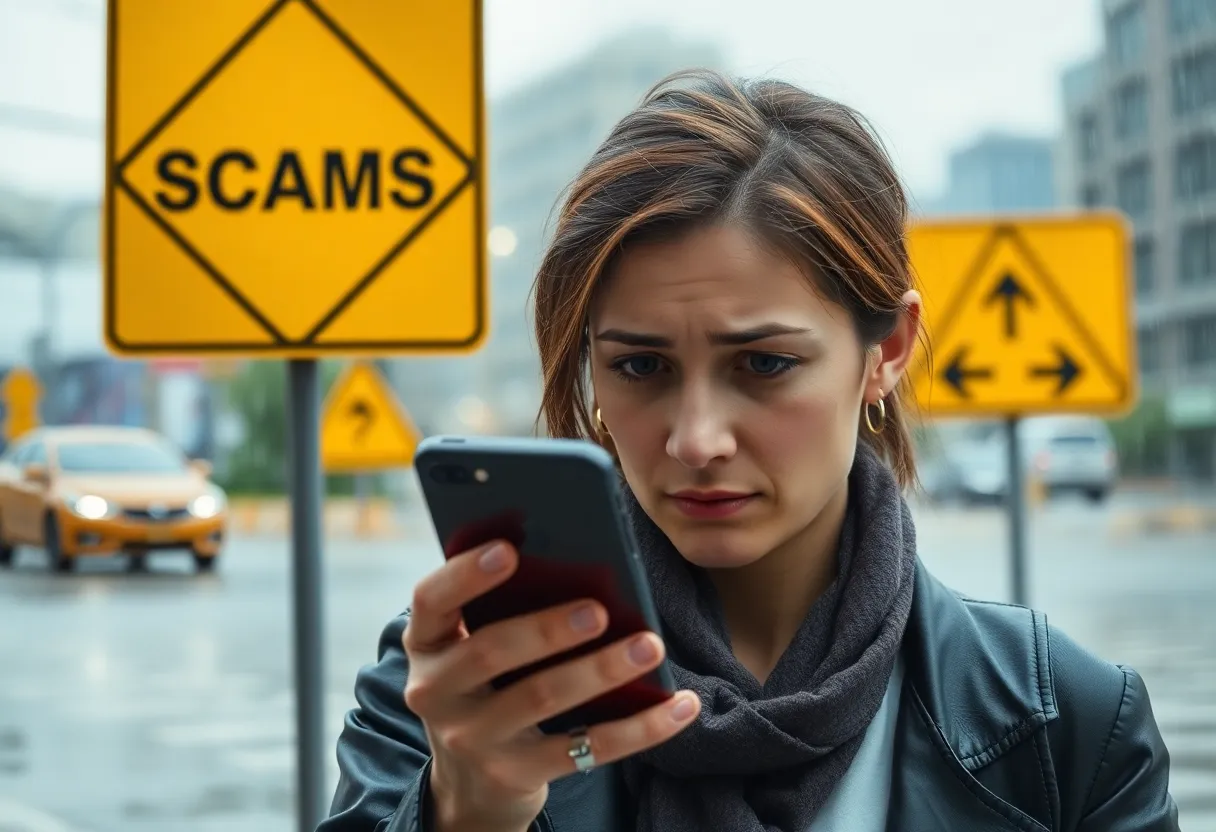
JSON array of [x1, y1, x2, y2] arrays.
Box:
[[320, 72, 1178, 832]]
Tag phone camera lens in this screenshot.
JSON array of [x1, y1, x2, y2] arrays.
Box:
[[429, 464, 471, 485]]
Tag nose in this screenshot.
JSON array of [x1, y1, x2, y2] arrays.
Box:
[[665, 392, 737, 469]]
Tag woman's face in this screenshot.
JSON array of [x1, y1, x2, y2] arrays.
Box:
[[589, 223, 917, 568]]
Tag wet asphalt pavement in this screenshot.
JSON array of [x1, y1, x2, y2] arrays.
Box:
[[0, 495, 1213, 832]]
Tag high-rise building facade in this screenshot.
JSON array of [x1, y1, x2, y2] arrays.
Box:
[[1060, 0, 1216, 481], [920, 133, 1057, 216]]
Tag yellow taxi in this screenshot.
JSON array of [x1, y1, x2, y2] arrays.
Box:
[[0, 426, 227, 573]]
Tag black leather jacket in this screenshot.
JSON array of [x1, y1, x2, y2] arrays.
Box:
[[320, 564, 1180, 831]]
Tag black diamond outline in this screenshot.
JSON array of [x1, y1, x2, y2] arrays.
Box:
[[106, 0, 485, 353], [920, 223, 1129, 412]]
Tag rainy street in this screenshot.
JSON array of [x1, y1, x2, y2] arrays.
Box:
[[1, 495, 1214, 832]]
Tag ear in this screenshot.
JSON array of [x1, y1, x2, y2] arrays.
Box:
[[865, 290, 922, 403]]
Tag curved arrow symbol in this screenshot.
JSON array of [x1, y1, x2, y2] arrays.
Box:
[[941, 346, 994, 398], [1028, 345, 1082, 396], [348, 398, 374, 441], [985, 272, 1034, 339]]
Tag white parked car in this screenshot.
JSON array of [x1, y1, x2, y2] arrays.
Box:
[[1022, 416, 1119, 502], [935, 417, 1118, 505]]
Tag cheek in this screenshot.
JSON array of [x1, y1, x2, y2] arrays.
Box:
[[747, 376, 861, 485], [602, 405, 663, 472]]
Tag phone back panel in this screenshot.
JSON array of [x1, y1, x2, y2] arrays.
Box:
[[415, 435, 674, 734]]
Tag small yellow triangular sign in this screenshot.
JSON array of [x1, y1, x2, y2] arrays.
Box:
[[2, 367, 42, 443], [321, 362, 421, 473]]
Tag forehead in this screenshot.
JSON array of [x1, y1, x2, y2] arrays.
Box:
[[591, 223, 841, 330]]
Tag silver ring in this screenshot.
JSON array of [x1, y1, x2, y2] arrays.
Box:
[[567, 729, 596, 774]]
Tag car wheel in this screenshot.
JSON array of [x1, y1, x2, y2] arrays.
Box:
[[127, 554, 148, 572], [192, 551, 217, 573], [1084, 487, 1109, 504], [45, 515, 72, 573]]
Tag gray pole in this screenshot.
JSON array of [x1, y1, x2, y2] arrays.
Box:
[[287, 359, 327, 831], [1005, 416, 1029, 606], [32, 200, 98, 404]]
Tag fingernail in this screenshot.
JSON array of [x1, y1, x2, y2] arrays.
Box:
[[627, 634, 659, 666], [478, 544, 509, 573], [670, 694, 697, 722], [569, 603, 601, 633]]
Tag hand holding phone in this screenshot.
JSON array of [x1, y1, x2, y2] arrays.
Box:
[[403, 538, 700, 831], [402, 437, 701, 831]]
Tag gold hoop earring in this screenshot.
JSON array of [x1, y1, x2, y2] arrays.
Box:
[[594, 407, 607, 436], [864, 391, 886, 435]]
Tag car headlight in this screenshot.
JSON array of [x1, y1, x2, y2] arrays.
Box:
[[67, 494, 118, 520], [188, 489, 226, 520]]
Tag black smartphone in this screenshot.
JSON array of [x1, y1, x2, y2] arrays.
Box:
[[415, 435, 676, 735]]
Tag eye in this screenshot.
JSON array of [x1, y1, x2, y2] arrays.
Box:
[[744, 353, 801, 376], [611, 354, 665, 381]]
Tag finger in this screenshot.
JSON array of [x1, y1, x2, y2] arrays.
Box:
[[437, 598, 610, 695], [523, 689, 701, 780], [473, 630, 666, 740], [404, 540, 517, 652]]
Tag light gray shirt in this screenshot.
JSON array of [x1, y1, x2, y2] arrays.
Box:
[[809, 657, 904, 831]]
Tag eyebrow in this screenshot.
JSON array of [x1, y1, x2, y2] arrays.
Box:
[[594, 323, 812, 348]]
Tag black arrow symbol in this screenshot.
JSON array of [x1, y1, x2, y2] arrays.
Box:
[[941, 346, 995, 398], [348, 399, 374, 441], [1029, 345, 1082, 396], [985, 273, 1035, 339]]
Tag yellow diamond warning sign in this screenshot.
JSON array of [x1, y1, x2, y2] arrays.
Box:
[[908, 214, 1136, 417], [321, 362, 421, 472], [104, 0, 485, 357]]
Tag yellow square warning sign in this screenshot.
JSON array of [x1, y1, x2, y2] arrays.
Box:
[[908, 214, 1136, 417], [104, 0, 485, 357]]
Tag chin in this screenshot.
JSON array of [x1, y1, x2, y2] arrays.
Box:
[[658, 522, 770, 570]]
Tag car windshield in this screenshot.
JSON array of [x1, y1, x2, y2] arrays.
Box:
[[56, 441, 188, 474]]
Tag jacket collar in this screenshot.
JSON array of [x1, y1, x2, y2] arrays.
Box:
[[901, 562, 1059, 772]]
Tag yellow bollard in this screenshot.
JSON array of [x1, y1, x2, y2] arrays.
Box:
[[1026, 471, 1047, 509], [355, 498, 373, 538]]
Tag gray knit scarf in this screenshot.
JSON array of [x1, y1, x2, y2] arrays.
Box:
[[618, 442, 917, 832]]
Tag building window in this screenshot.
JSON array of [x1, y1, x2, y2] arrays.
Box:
[[1179, 219, 1216, 284], [1079, 113, 1101, 163], [1116, 159, 1152, 220], [1171, 0, 1216, 35], [1110, 2, 1148, 67], [1138, 326, 1162, 374], [1081, 183, 1104, 207], [1172, 47, 1216, 115], [1113, 79, 1150, 140], [1134, 237, 1156, 296], [1183, 314, 1216, 367], [1175, 134, 1216, 198]]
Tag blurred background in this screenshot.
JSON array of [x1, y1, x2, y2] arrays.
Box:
[[1, 1, 1214, 830]]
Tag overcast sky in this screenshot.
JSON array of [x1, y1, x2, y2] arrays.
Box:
[[0, 0, 1102, 201]]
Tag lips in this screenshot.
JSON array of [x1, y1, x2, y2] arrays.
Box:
[[668, 490, 758, 520]]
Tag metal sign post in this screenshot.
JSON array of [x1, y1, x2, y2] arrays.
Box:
[[1004, 417, 1029, 606], [287, 359, 327, 827], [908, 214, 1137, 609], [105, 4, 486, 829]]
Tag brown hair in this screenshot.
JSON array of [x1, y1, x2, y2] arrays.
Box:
[[533, 70, 920, 488]]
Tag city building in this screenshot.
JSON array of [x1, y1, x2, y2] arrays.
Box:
[[390, 27, 728, 435], [1060, 0, 1216, 481], [918, 132, 1057, 216]]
